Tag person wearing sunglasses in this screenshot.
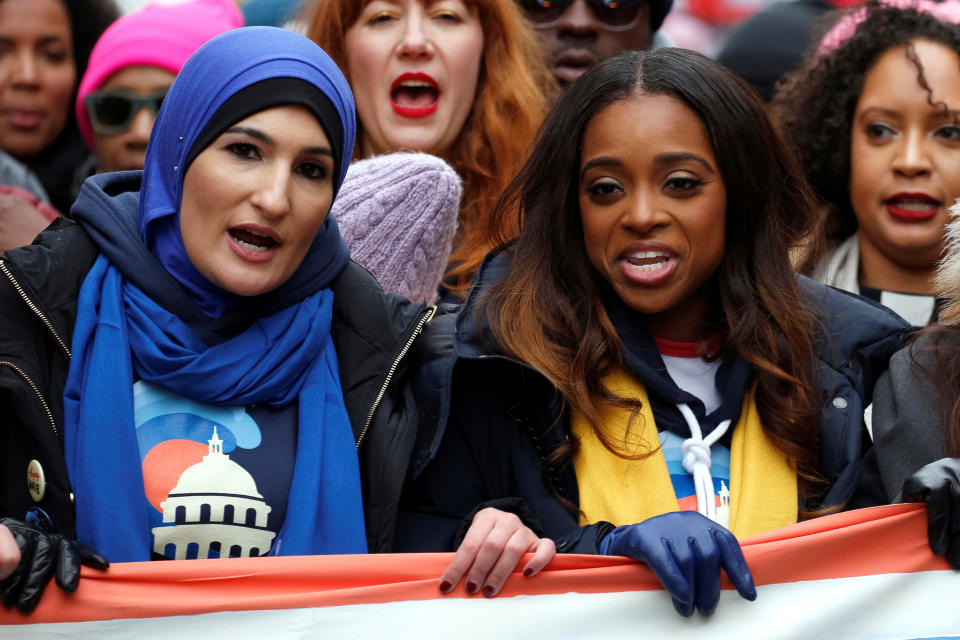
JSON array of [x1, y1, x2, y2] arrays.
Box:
[[518, 0, 674, 85], [75, 0, 242, 176]]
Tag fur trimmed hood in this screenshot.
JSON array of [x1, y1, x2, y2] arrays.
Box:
[[935, 200, 960, 325]]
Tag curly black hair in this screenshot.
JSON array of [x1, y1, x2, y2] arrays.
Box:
[[777, 0, 960, 249]]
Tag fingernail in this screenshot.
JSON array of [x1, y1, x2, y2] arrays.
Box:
[[439, 581, 452, 593], [523, 568, 534, 578], [465, 581, 478, 595], [482, 585, 495, 597]]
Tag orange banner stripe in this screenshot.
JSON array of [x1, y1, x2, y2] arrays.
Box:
[[0, 504, 947, 625]]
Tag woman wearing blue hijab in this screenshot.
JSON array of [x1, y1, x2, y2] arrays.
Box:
[[0, 27, 438, 613]]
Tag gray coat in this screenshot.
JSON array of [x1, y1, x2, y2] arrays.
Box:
[[871, 332, 946, 501]]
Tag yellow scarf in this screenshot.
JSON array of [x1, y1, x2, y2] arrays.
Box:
[[571, 369, 797, 539]]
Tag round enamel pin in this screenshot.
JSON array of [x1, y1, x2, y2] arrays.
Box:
[[27, 459, 45, 502]]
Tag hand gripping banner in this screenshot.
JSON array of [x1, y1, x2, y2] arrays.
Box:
[[1, 504, 958, 639]]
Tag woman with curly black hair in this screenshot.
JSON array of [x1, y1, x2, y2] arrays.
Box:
[[778, 0, 960, 326]]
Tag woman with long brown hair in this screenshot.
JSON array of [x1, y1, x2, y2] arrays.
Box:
[[396, 48, 908, 616], [304, 0, 553, 297]]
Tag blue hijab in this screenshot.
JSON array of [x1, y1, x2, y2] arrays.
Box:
[[63, 27, 367, 561], [141, 26, 354, 318]]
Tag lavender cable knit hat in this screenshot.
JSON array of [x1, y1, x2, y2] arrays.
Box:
[[331, 153, 461, 303]]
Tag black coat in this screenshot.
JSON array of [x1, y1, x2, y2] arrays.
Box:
[[0, 218, 435, 553], [396, 251, 910, 554]]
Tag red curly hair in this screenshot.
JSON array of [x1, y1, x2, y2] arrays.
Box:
[[303, 0, 554, 296]]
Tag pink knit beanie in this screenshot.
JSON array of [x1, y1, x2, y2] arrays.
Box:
[[818, 0, 960, 55], [331, 153, 462, 304], [75, 0, 243, 150]]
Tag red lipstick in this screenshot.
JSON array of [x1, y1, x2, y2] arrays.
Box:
[[884, 192, 941, 221], [390, 72, 439, 119]]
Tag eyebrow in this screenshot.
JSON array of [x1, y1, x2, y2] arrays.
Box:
[[860, 105, 960, 120], [580, 151, 715, 180], [859, 106, 902, 119], [580, 157, 622, 179], [224, 126, 334, 157], [654, 151, 715, 172], [0, 36, 68, 44]]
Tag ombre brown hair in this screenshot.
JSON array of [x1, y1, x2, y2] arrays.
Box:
[[304, 0, 554, 296], [483, 49, 831, 513]]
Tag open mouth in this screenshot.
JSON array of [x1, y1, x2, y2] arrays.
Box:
[[884, 194, 941, 221], [229, 227, 279, 253], [619, 248, 678, 285], [625, 250, 672, 272], [390, 73, 439, 118]]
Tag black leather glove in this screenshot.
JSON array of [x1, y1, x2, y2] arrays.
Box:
[[901, 458, 960, 569], [0, 517, 109, 614]]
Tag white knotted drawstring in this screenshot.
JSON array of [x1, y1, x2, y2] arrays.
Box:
[[677, 403, 731, 522]]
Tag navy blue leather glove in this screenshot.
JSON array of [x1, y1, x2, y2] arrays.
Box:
[[598, 511, 756, 617], [0, 518, 109, 614], [901, 457, 960, 569]]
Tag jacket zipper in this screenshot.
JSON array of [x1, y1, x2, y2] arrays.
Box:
[[0, 260, 71, 359], [356, 305, 436, 449], [0, 360, 58, 437]]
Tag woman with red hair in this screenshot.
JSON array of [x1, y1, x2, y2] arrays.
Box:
[[305, 0, 554, 297]]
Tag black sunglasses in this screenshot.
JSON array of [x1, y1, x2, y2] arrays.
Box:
[[85, 88, 167, 135], [519, 0, 647, 30]]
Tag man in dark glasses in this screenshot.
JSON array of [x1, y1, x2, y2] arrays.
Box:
[[518, 0, 674, 85]]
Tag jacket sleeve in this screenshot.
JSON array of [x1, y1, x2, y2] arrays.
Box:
[[446, 502, 613, 554], [554, 522, 616, 554], [869, 339, 946, 501], [397, 357, 583, 552], [394, 372, 507, 552]]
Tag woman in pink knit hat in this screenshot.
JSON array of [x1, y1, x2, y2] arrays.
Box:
[[75, 0, 242, 174]]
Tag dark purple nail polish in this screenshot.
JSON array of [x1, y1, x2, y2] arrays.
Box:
[[482, 585, 495, 597], [523, 568, 534, 578], [439, 581, 452, 593], [466, 581, 478, 594]]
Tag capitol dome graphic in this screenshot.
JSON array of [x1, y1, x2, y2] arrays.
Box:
[[152, 426, 275, 559]]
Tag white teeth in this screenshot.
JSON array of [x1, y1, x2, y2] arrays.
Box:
[[891, 199, 938, 210], [234, 237, 269, 252], [399, 80, 433, 88], [623, 250, 670, 273], [627, 251, 669, 260], [626, 262, 667, 272]]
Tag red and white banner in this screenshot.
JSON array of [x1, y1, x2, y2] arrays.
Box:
[[1, 504, 958, 639]]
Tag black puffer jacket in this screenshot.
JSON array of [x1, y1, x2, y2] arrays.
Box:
[[0, 218, 435, 553], [396, 250, 910, 554]]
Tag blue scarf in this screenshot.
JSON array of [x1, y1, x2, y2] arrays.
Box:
[[63, 27, 366, 561], [63, 256, 367, 561]]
